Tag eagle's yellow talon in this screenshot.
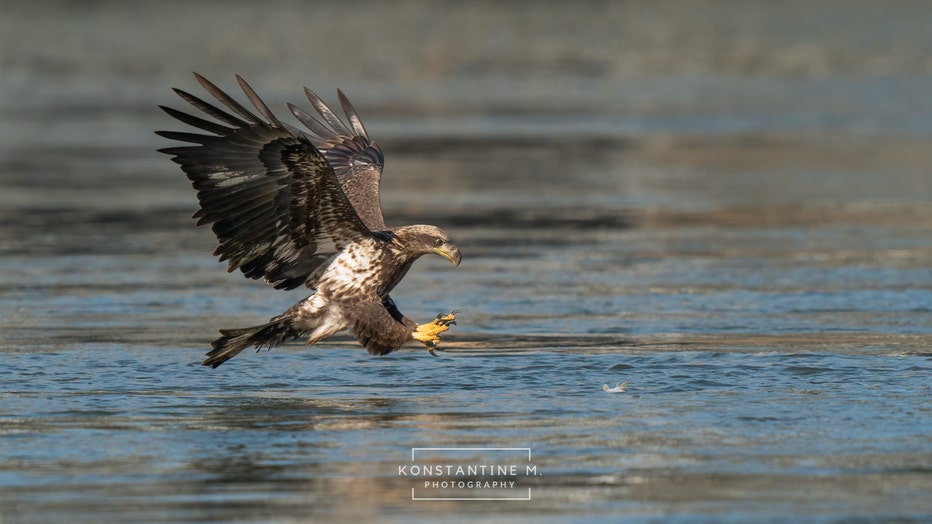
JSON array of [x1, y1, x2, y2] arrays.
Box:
[[413, 311, 457, 353]]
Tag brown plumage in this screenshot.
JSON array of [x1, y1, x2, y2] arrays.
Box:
[[157, 74, 461, 368]]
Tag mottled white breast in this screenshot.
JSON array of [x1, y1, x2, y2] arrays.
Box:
[[317, 237, 388, 299]]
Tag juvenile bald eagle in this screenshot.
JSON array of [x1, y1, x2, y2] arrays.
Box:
[[157, 74, 461, 368]]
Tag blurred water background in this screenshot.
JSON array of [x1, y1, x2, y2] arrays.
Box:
[[1, 1, 930, 522]]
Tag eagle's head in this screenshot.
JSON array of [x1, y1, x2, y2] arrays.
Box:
[[391, 225, 462, 266]]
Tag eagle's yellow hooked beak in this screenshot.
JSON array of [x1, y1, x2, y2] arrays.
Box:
[[434, 245, 462, 266]]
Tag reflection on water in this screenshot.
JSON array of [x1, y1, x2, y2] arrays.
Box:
[[2, 0, 932, 522]]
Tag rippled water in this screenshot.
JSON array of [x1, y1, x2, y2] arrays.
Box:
[[2, 347, 929, 522], [2, 1, 932, 522]]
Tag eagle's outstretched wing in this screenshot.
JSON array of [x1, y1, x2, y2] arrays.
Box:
[[157, 73, 372, 290], [284, 88, 386, 231]]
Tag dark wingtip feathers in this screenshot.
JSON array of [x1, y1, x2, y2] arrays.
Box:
[[192, 72, 263, 124], [235, 74, 283, 127], [303, 86, 352, 136], [337, 89, 369, 139]]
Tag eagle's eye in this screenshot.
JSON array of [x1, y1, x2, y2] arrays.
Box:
[[434, 238, 444, 247]]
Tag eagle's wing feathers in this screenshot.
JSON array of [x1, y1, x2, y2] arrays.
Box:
[[286, 88, 386, 231], [338, 89, 370, 138], [157, 75, 371, 290], [234, 75, 285, 127], [193, 73, 264, 124]]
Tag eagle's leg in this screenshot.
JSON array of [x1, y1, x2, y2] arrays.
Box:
[[412, 311, 457, 356]]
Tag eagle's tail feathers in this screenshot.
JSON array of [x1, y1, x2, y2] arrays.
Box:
[[203, 313, 299, 368]]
